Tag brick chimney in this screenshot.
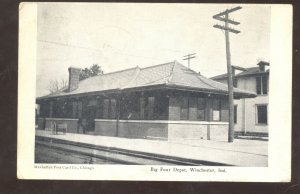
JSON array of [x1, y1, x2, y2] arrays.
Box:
[[68, 67, 81, 92]]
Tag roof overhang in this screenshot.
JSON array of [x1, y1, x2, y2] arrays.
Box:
[[36, 83, 256, 103]]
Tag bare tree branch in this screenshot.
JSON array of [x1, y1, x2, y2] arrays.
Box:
[[47, 78, 68, 94]]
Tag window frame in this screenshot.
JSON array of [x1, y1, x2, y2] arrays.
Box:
[[212, 99, 221, 121], [256, 104, 268, 125], [197, 97, 206, 121], [256, 76, 269, 95], [180, 96, 189, 120]]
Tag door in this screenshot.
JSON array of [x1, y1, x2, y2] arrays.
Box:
[[85, 105, 97, 133]]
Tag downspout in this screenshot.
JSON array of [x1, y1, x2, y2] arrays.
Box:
[[244, 98, 247, 134], [116, 94, 121, 137], [207, 97, 211, 140]]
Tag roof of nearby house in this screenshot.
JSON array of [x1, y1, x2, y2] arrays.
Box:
[[211, 62, 270, 80], [37, 61, 256, 101]]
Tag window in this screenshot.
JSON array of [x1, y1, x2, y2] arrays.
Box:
[[154, 95, 169, 120], [72, 101, 77, 118], [103, 99, 109, 119], [139, 95, 168, 120], [256, 105, 268, 124], [140, 97, 146, 119], [121, 95, 140, 120], [262, 76, 268, 94], [233, 78, 238, 88], [110, 99, 117, 119], [256, 76, 268, 95], [102, 99, 117, 119], [180, 97, 189, 120], [197, 98, 206, 121], [212, 99, 221, 121], [234, 105, 237, 124], [77, 101, 82, 118], [147, 97, 155, 119], [96, 99, 103, 118], [177, 96, 208, 121], [138, 97, 155, 120]]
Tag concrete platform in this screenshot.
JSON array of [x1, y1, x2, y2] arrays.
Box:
[[35, 130, 268, 167]]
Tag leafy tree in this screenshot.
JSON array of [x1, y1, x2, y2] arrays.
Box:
[[79, 64, 103, 81]]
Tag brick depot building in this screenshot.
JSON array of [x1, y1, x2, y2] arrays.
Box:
[[36, 61, 255, 141]]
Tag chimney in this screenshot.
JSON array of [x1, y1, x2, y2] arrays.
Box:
[[68, 67, 81, 92], [257, 61, 270, 72]]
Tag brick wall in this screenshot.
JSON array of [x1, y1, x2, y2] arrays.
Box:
[[94, 120, 168, 139], [168, 97, 181, 120], [210, 124, 229, 141], [168, 122, 207, 140], [94, 120, 117, 136]]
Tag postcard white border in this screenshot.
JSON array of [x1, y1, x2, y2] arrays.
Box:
[[17, 3, 292, 182]]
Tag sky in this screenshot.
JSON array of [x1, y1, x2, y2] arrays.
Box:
[[36, 3, 270, 97]]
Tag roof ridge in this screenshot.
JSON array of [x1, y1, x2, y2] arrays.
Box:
[[166, 60, 177, 83], [140, 61, 175, 70], [120, 67, 141, 89], [80, 61, 175, 83], [77, 66, 139, 85], [196, 74, 227, 91], [96, 66, 139, 77]]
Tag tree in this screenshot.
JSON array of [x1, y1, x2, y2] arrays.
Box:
[[47, 78, 68, 94], [46, 64, 103, 94], [79, 64, 103, 81]]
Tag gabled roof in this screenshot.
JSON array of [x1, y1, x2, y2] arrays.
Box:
[[211, 64, 270, 80], [38, 61, 256, 100], [210, 73, 228, 80], [235, 67, 269, 77]]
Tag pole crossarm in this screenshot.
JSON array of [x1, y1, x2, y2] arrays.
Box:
[[183, 56, 196, 60], [213, 6, 242, 18], [183, 53, 196, 68], [212, 16, 240, 25], [213, 24, 240, 34], [183, 53, 196, 57]]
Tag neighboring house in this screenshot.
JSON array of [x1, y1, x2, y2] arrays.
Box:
[[211, 61, 269, 135], [36, 61, 256, 141]]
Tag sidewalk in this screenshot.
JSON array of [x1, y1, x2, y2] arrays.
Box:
[[35, 130, 268, 167]]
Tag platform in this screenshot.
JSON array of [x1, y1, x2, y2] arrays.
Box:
[[35, 130, 268, 166]]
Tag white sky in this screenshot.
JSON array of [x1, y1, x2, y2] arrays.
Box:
[[36, 3, 270, 97]]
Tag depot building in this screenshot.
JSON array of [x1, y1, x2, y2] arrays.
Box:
[[36, 61, 255, 141]]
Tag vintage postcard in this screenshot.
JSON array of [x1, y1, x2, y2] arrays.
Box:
[[18, 3, 292, 181]]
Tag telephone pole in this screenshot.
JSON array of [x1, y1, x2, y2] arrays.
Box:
[[183, 53, 196, 68], [213, 6, 242, 143]]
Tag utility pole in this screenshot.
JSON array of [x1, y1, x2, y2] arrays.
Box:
[[183, 53, 196, 68], [213, 6, 242, 143]]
